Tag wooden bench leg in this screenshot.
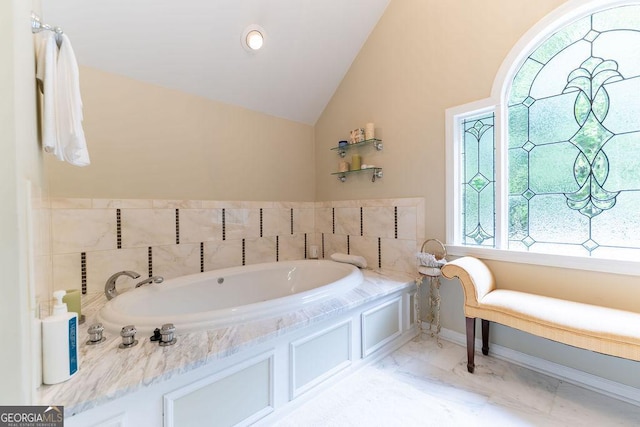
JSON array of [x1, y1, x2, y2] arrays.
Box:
[[465, 317, 475, 373], [482, 319, 490, 356]]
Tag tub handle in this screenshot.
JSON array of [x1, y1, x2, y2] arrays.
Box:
[[86, 323, 106, 345], [158, 323, 178, 347], [119, 325, 138, 349], [159, 323, 177, 346]]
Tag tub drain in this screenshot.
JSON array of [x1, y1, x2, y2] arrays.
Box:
[[217, 277, 224, 284]]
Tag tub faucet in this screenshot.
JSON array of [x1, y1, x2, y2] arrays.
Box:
[[104, 271, 141, 300], [135, 276, 164, 288]]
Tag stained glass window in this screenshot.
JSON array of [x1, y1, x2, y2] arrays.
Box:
[[454, 4, 640, 262], [461, 114, 495, 247], [506, 5, 640, 258]]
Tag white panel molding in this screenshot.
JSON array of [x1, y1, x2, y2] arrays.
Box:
[[404, 290, 417, 331], [361, 297, 402, 357], [289, 319, 353, 400], [163, 350, 275, 427]]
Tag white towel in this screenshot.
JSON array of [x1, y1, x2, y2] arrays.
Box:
[[330, 253, 368, 269], [35, 33, 90, 167], [35, 33, 58, 155], [56, 34, 90, 166]]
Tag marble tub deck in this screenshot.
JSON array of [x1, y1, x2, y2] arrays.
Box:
[[275, 334, 640, 426], [36, 268, 416, 416]]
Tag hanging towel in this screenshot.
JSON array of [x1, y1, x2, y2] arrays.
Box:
[[56, 34, 90, 166], [35, 33, 90, 166], [35, 32, 58, 156]]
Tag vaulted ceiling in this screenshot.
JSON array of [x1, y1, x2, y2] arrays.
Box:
[[41, 0, 391, 124]]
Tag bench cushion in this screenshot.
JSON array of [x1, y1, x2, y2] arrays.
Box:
[[481, 290, 640, 346], [467, 289, 640, 361]]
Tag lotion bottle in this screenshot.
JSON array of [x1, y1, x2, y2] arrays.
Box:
[[42, 290, 79, 385]]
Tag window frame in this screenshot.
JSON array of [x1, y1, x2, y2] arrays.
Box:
[[445, 0, 640, 276]]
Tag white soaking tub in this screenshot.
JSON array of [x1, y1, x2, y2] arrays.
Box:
[[97, 260, 363, 334]]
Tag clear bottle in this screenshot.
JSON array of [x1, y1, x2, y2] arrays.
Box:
[[42, 290, 79, 384]]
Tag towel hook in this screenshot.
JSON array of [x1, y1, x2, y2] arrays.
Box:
[[31, 12, 63, 47]]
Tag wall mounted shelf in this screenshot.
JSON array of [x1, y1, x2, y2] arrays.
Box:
[[331, 137, 383, 183], [332, 167, 383, 182], [331, 138, 383, 157]]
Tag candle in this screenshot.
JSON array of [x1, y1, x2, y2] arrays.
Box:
[[365, 123, 375, 140], [351, 154, 361, 170]]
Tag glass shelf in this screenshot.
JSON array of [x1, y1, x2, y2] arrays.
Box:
[[331, 138, 383, 157], [332, 167, 383, 182]]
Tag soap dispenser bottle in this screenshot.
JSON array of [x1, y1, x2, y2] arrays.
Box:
[[42, 290, 79, 384]]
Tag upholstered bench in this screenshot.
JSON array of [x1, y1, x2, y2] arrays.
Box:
[[441, 256, 640, 373]]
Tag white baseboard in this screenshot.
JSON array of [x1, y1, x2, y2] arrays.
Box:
[[437, 326, 640, 408]]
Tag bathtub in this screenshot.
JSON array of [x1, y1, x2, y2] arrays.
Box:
[[97, 260, 363, 334]]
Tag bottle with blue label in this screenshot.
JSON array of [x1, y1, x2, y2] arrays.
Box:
[[42, 290, 78, 385]]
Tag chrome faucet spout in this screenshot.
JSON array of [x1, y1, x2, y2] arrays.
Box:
[[135, 276, 164, 288], [104, 270, 141, 300]]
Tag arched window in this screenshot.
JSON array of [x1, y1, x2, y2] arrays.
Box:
[[446, 1, 640, 273]]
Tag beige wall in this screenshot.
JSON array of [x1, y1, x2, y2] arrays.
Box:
[[45, 67, 316, 201], [315, 0, 640, 387], [1, 0, 46, 403]]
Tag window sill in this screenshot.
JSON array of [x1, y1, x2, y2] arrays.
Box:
[[445, 245, 640, 277]]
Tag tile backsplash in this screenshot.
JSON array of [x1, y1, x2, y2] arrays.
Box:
[[47, 197, 424, 297]]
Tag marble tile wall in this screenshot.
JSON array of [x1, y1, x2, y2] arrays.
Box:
[[48, 197, 425, 295], [315, 198, 425, 274]]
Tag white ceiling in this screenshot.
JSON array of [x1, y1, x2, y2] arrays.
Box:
[[41, 0, 390, 125]]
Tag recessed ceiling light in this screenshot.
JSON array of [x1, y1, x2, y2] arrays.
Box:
[[242, 25, 265, 52], [246, 30, 263, 50]]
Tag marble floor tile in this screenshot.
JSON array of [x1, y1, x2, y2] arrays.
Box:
[[549, 381, 640, 425], [273, 333, 640, 426]]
